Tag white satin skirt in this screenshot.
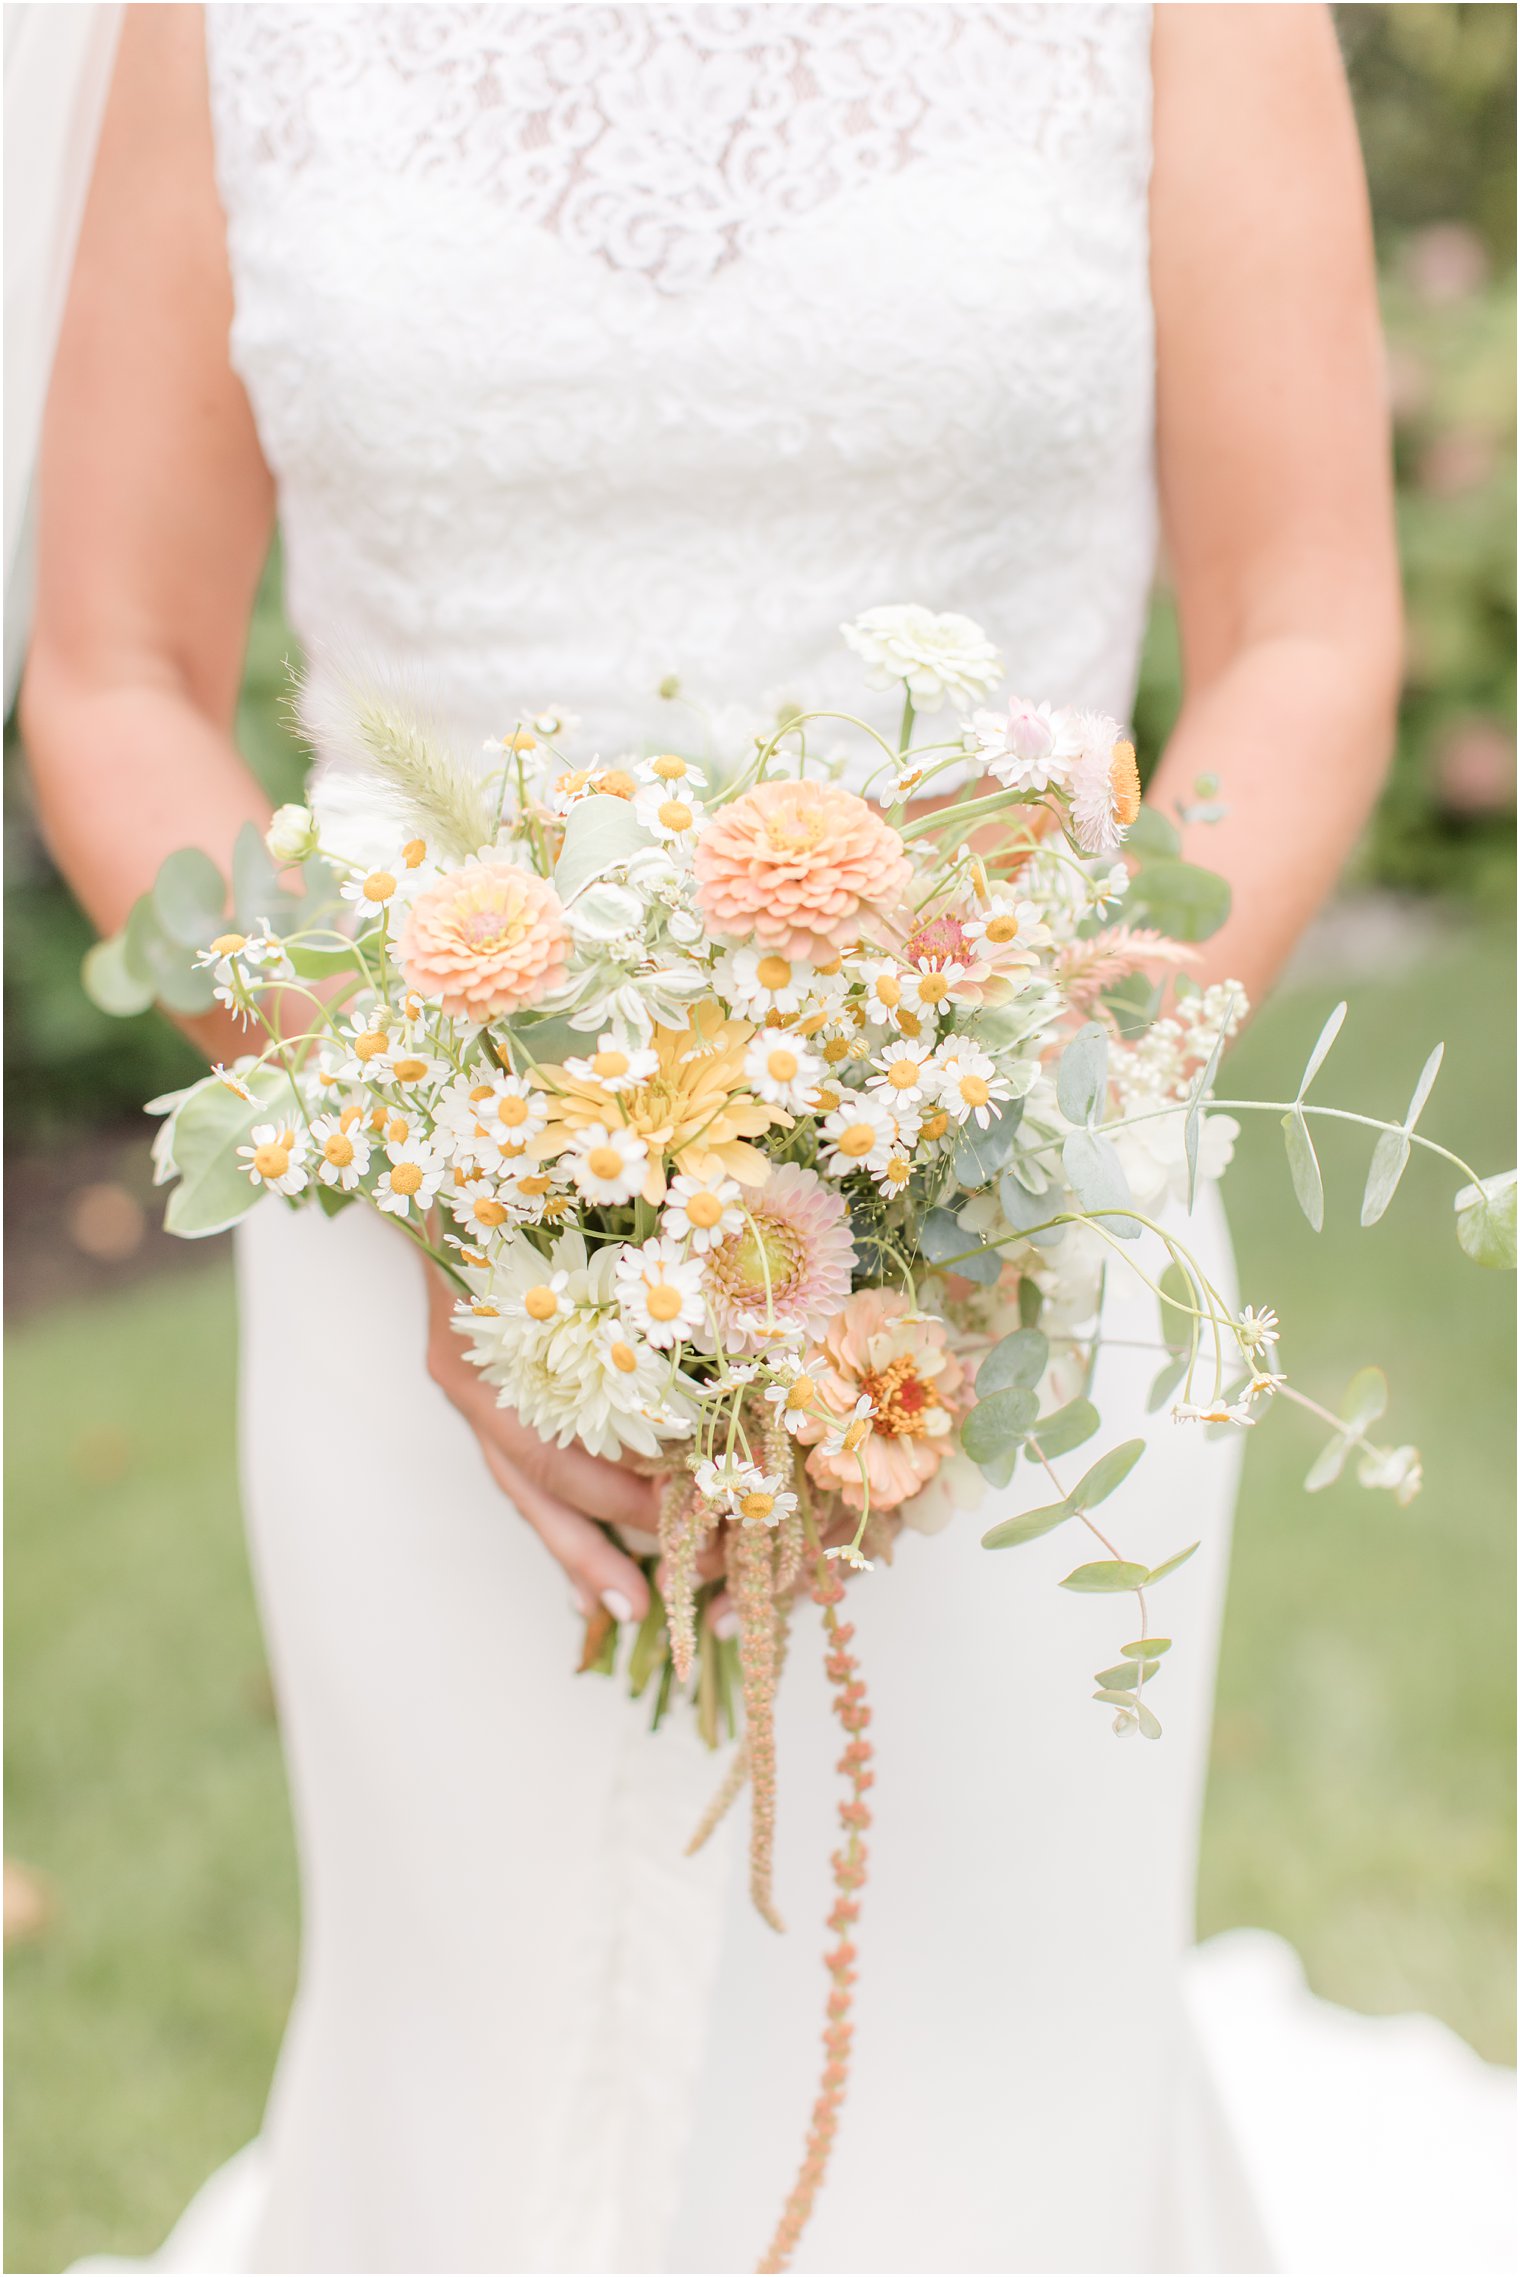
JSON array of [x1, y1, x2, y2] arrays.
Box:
[[77, 1186, 1513, 2275]]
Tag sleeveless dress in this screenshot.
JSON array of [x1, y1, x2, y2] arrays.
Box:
[[80, 8, 1513, 2273]]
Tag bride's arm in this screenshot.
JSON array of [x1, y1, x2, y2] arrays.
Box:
[[1147, 3, 1402, 1006], [20, 6, 656, 1625]]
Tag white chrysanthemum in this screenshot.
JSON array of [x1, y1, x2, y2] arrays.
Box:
[[744, 1031, 824, 1112], [1061, 711, 1142, 856], [932, 1043, 1013, 1129], [310, 1111, 372, 1192], [614, 1237, 707, 1348], [841, 605, 1002, 714], [236, 1121, 310, 1198], [662, 1170, 744, 1253], [563, 1035, 659, 1094], [566, 1123, 650, 1206], [819, 1093, 899, 1175], [965, 695, 1072, 793], [458, 1231, 694, 1459], [865, 1036, 938, 1110], [375, 1136, 445, 1217], [716, 946, 816, 1019]]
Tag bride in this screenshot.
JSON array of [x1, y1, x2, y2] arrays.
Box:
[[20, 5, 1466, 2272]]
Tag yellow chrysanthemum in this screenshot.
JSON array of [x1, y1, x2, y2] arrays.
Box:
[[536, 1003, 786, 1203]]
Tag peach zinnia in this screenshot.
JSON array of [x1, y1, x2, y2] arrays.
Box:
[[694, 779, 912, 962], [798, 1288, 967, 1512], [397, 859, 570, 1023]]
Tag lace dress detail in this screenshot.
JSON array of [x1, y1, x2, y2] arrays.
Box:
[[206, 3, 1156, 788]]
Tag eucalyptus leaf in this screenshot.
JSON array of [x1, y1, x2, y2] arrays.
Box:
[[1304, 1434, 1351, 1492], [979, 1446, 1020, 1492], [1069, 1438, 1145, 1510], [1062, 1128, 1140, 1233], [1102, 973, 1161, 1040], [554, 794, 650, 905], [1126, 858, 1231, 944], [1184, 998, 1236, 1208], [1281, 1108, 1325, 1232], [1093, 1661, 1160, 1691], [1024, 1398, 1099, 1459], [1059, 1560, 1150, 1594], [919, 1208, 968, 1265], [1143, 1544, 1199, 1586], [1404, 1041, 1445, 1130], [1455, 1173, 1519, 1270], [1056, 1023, 1109, 1126], [961, 1385, 1040, 1466], [1093, 1688, 1141, 1709], [1146, 1355, 1187, 1414], [1339, 1364, 1388, 1432], [1134, 1701, 1163, 1740], [1123, 804, 1180, 860], [1296, 1000, 1347, 1101], [161, 1065, 295, 1239], [153, 847, 227, 946], [977, 1327, 1049, 1397], [981, 1500, 1071, 1550], [232, 820, 298, 933], [998, 1173, 1066, 1250], [1361, 1129, 1411, 1227], [81, 934, 156, 1018], [1120, 1637, 1172, 1659]]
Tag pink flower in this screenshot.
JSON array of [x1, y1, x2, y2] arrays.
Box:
[[397, 859, 569, 1023], [694, 780, 912, 962], [798, 1289, 968, 1512], [700, 1164, 855, 1354]]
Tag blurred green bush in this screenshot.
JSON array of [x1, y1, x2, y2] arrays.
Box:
[[5, 3, 1514, 1141]]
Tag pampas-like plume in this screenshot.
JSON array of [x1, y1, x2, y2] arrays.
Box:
[[295, 657, 498, 862], [1056, 924, 1197, 1014]]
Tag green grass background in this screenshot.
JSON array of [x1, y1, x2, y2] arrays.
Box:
[[5, 918, 1513, 2274]]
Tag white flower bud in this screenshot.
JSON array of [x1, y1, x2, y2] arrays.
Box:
[[265, 803, 319, 864]]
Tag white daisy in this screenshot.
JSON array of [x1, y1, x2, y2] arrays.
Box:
[[340, 864, 404, 923], [566, 1124, 650, 1206], [932, 1043, 1012, 1129], [236, 1121, 309, 1198], [375, 1137, 446, 1217], [716, 946, 816, 1020], [562, 1035, 659, 1095], [693, 1454, 767, 1512], [444, 1172, 514, 1240], [637, 752, 709, 795], [633, 781, 704, 845], [762, 1366, 825, 1438], [1172, 1398, 1256, 1428], [819, 1094, 899, 1176], [865, 1035, 938, 1110], [872, 1150, 916, 1198], [729, 1470, 799, 1529], [309, 1111, 372, 1192], [744, 1031, 824, 1112], [1236, 1304, 1280, 1355], [614, 1238, 707, 1349], [963, 894, 1052, 959], [820, 1395, 875, 1458], [662, 1171, 744, 1253]]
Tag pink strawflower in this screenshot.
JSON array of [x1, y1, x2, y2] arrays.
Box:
[[701, 1164, 855, 1354], [694, 780, 912, 962], [799, 1289, 967, 1511], [397, 858, 570, 1022]]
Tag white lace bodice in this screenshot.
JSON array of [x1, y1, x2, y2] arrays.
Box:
[[207, 3, 1156, 781]]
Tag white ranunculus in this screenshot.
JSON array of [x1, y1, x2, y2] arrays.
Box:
[[841, 604, 1002, 714], [265, 803, 319, 864]]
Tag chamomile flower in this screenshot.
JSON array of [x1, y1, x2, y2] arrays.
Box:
[[500, 1267, 571, 1324], [337, 1010, 398, 1081], [900, 956, 974, 1017], [637, 752, 709, 796], [633, 781, 704, 846], [662, 1171, 744, 1253], [872, 1150, 916, 1198], [381, 1043, 450, 1093], [730, 1471, 799, 1529], [744, 1032, 824, 1113], [855, 958, 912, 1025], [1172, 1398, 1256, 1428], [820, 1395, 875, 1458], [716, 946, 816, 1020], [563, 1035, 659, 1094], [762, 1366, 825, 1438], [963, 894, 1051, 960], [375, 1137, 446, 1218], [1236, 1305, 1280, 1355], [340, 864, 404, 923], [819, 1094, 899, 1176], [693, 1454, 767, 1512], [444, 1172, 514, 1240], [210, 1062, 255, 1104], [236, 1122, 310, 1198], [865, 1035, 938, 1110], [1246, 1368, 1287, 1402], [614, 1238, 707, 1349], [309, 1111, 372, 1192], [566, 1124, 650, 1206], [932, 1043, 1013, 1129]]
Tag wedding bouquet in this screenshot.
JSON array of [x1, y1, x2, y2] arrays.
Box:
[[84, 604, 1515, 2269]]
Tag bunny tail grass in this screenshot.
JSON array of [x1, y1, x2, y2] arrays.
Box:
[[295, 656, 498, 861]]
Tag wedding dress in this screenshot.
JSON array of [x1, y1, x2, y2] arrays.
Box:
[[73, 6, 1511, 2273]]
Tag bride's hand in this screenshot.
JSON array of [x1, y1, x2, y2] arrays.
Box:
[[423, 1260, 655, 1623]]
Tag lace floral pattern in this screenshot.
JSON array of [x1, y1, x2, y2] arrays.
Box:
[[207, 3, 1156, 787]]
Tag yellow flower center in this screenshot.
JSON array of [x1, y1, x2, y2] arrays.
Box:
[[592, 1049, 630, 1080], [959, 1074, 991, 1106], [322, 1133, 355, 1167], [388, 1161, 423, 1196], [609, 1340, 640, 1373], [392, 1055, 428, 1083], [838, 1123, 877, 1158], [474, 1199, 509, 1226], [524, 1285, 559, 1319], [842, 1417, 871, 1452], [823, 1038, 851, 1065], [598, 769, 637, 800], [740, 1491, 775, 1522], [985, 914, 1019, 943], [920, 1110, 950, 1141], [916, 971, 951, 1004], [686, 1190, 724, 1228], [1109, 739, 1142, 828], [402, 838, 427, 869], [885, 1157, 911, 1185], [253, 1142, 290, 1179], [766, 1047, 799, 1083], [516, 1174, 553, 1196], [757, 955, 792, 991], [645, 1282, 683, 1322], [355, 1030, 389, 1061], [504, 730, 537, 752], [500, 1094, 532, 1126], [210, 933, 246, 955], [388, 1117, 409, 1142], [862, 1353, 941, 1438], [787, 1376, 816, 1409], [652, 754, 689, 780], [886, 1059, 920, 1089], [587, 1145, 625, 1181], [658, 799, 693, 832], [874, 975, 901, 1008], [364, 870, 397, 903]]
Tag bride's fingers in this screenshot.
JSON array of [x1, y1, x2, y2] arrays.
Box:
[[483, 1445, 651, 1622], [447, 1363, 659, 1534]]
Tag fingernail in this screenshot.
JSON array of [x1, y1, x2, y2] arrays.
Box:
[[712, 1608, 739, 1641], [602, 1588, 633, 1623]]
